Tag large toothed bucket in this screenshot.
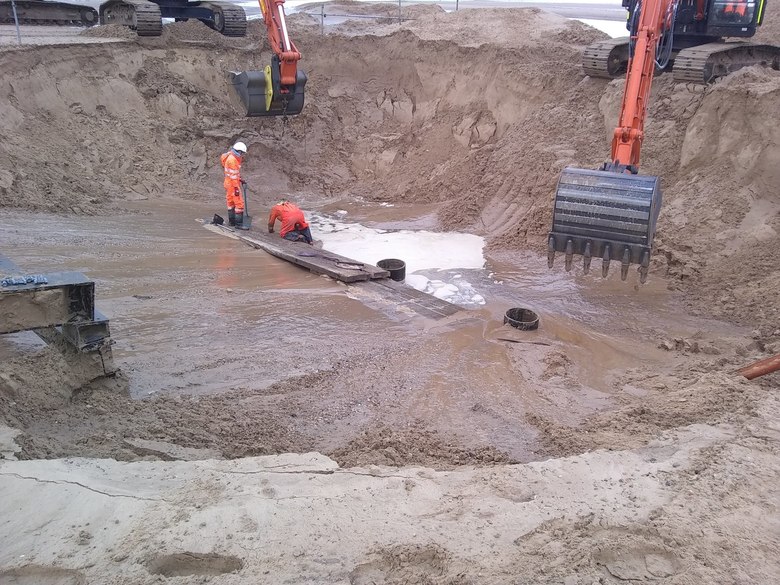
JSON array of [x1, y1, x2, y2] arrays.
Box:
[[548, 167, 662, 282], [228, 67, 307, 117]]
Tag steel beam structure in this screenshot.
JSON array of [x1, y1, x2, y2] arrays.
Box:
[[0, 254, 115, 378]]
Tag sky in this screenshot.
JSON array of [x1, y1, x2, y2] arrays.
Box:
[[235, 0, 630, 37]]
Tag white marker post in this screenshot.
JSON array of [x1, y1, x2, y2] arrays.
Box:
[[11, 0, 22, 44]]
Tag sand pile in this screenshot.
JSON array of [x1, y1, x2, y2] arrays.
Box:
[[79, 23, 136, 39], [652, 68, 780, 326], [1, 8, 779, 327]]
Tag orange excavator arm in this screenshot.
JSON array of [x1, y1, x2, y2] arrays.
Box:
[[228, 0, 307, 117], [257, 0, 301, 88], [548, 0, 676, 282], [608, 0, 676, 173]]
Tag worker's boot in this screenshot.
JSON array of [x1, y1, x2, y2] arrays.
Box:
[[227, 209, 236, 227], [234, 211, 249, 230]]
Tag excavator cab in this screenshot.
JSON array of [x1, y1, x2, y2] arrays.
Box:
[[229, 56, 307, 117], [585, 0, 778, 83], [549, 0, 778, 283]]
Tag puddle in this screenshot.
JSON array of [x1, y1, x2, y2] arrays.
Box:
[[310, 211, 487, 306], [147, 553, 243, 577], [310, 212, 485, 274], [0, 198, 746, 459]]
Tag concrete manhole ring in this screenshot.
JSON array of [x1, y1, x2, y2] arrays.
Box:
[[504, 307, 539, 331]]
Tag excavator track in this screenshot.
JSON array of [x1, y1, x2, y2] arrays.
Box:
[[132, 1, 161, 36], [0, 0, 98, 26], [582, 37, 631, 79], [673, 42, 780, 83], [100, 0, 162, 37], [200, 1, 246, 37]]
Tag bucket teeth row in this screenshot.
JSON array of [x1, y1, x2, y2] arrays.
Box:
[[548, 236, 648, 282]]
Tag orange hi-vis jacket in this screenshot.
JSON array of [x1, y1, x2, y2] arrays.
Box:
[[221, 151, 242, 190], [268, 202, 309, 238], [221, 150, 243, 211], [724, 0, 747, 16]]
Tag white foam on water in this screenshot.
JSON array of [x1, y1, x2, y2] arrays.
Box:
[[309, 213, 487, 306]]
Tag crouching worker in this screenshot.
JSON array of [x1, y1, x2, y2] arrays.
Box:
[[268, 200, 313, 245]]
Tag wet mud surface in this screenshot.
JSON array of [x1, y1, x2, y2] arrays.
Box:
[[1, 10, 779, 584], [0, 199, 764, 468]]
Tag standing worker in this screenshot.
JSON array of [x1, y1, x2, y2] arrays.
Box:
[[268, 200, 313, 244], [221, 141, 248, 229]]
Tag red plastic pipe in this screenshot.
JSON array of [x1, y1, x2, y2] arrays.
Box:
[[738, 352, 780, 380]]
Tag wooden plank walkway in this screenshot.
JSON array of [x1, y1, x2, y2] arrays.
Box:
[[201, 220, 389, 283], [200, 218, 463, 320], [364, 279, 463, 320]]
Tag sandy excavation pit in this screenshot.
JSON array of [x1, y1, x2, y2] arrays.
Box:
[[1, 5, 779, 584]]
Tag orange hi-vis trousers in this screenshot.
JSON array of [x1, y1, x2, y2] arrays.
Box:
[[225, 185, 244, 213], [221, 151, 244, 213]]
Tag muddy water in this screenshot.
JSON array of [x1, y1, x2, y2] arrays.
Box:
[[0, 199, 744, 461], [2, 200, 388, 398]]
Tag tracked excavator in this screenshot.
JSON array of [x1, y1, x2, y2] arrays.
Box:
[[228, 0, 306, 117], [99, 0, 246, 37], [1, 0, 305, 117], [548, 0, 779, 283], [0, 0, 98, 26], [0, 0, 247, 36], [585, 0, 778, 83]]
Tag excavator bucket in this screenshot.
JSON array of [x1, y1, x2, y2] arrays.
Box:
[[547, 167, 662, 283], [228, 61, 307, 118]]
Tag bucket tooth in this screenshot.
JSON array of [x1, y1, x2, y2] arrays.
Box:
[[620, 247, 631, 281], [639, 250, 650, 284], [564, 239, 574, 272], [583, 242, 592, 274], [547, 236, 556, 268], [602, 244, 611, 278]]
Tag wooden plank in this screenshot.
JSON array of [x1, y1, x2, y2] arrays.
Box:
[[366, 279, 463, 320], [202, 220, 390, 283], [200, 220, 461, 320]]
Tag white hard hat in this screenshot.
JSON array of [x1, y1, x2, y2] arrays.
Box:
[[233, 141, 247, 153]]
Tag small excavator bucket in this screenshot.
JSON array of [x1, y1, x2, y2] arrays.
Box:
[[547, 167, 662, 283], [228, 65, 307, 118]]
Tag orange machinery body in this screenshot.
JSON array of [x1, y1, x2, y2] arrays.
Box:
[[257, 0, 301, 88], [611, 0, 676, 172], [547, 0, 678, 283], [228, 0, 307, 116]]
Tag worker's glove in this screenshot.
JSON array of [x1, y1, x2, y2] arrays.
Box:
[[240, 179, 247, 186], [268, 227, 274, 234]]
